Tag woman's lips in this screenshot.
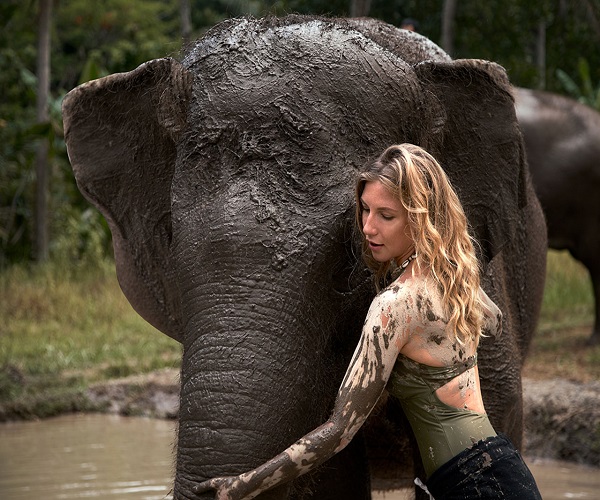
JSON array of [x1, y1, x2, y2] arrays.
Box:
[[368, 241, 383, 250]]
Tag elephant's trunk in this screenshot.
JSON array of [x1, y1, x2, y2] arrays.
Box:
[[173, 301, 351, 497], [172, 250, 371, 498]]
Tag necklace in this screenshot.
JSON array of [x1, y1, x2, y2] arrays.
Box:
[[396, 253, 417, 275]]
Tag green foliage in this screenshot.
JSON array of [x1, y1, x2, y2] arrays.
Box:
[[3, 0, 600, 266], [1, 0, 182, 266], [556, 58, 600, 111], [1, 249, 596, 420], [54, 0, 181, 90]]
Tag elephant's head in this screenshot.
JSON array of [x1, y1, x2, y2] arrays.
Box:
[[63, 15, 541, 499]]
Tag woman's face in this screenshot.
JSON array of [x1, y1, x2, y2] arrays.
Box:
[[360, 180, 413, 264]]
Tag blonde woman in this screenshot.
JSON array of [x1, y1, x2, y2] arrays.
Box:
[[195, 144, 542, 499]]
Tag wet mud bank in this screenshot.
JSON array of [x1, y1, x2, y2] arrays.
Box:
[[85, 369, 600, 467], [523, 378, 600, 466]]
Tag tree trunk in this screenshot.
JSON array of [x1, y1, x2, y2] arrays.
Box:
[[34, 0, 52, 262], [536, 19, 546, 89], [583, 0, 600, 37], [441, 0, 457, 56], [180, 0, 192, 46], [349, 0, 372, 18]]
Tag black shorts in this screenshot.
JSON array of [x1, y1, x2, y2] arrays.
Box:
[[423, 434, 542, 500]]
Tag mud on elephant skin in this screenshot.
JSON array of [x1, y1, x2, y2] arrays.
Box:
[[515, 87, 600, 345], [62, 15, 547, 500]]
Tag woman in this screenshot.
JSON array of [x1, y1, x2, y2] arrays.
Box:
[[194, 144, 542, 499]]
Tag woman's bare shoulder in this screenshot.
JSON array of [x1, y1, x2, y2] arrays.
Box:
[[369, 275, 431, 316]]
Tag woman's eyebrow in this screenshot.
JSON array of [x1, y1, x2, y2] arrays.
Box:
[[360, 196, 401, 212], [361, 202, 400, 213]]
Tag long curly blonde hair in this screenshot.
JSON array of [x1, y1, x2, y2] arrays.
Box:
[[355, 143, 484, 345]]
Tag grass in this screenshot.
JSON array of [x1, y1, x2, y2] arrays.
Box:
[[0, 249, 597, 419], [523, 250, 598, 382], [0, 259, 181, 419]]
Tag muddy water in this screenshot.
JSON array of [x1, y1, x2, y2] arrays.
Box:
[[0, 414, 597, 500]]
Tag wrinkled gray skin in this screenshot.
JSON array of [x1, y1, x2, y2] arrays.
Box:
[[62, 16, 547, 500], [515, 87, 600, 345]]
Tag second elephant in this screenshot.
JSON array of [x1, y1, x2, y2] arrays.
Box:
[[516, 87, 600, 344]]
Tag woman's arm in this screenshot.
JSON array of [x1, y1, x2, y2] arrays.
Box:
[[193, 291, 406, 500]]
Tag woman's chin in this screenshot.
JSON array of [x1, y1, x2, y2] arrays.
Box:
[[370, 253, 389, 263]]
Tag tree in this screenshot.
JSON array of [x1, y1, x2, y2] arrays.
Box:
[[180, 0, 192, 45], [350, 0, 371, 17], [536, 19, 546, 89], [34, 0, 52, 262], [441, 0, 457, 55]]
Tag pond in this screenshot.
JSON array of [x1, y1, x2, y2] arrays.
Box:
[[0, 414, 597, 499]]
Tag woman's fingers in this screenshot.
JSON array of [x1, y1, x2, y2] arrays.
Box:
[[193, 478, 219, 494]]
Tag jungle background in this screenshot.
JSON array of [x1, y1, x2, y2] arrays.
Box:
[[0, 0, 597, 419]]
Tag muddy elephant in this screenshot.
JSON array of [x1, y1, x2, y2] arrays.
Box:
[[62, 16, 547, 500], [515, 87, 600, 344]]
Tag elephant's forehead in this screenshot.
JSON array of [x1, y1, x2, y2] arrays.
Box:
[[178, 18, 426, 183], [185, 19, 418, 121], [185, 19, 379, 70]]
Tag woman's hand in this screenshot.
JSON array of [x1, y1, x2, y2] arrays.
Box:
[[193, 476, 243, 500]]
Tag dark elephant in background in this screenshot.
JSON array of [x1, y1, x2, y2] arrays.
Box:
[[515, 87, 600, 344], [62, 16, 547, 500]]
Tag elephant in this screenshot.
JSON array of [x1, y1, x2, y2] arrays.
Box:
[[62, 15, 547, 500], [515, 87, 600, 345]]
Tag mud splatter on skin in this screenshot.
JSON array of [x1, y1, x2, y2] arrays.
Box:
[[457, 368, 476, 399], [426, 308, 438, 322], [429, 333, 445, 345], [450, 342, 466, 361], [416, 293, 424, 313], [415, 292, 440, 325]]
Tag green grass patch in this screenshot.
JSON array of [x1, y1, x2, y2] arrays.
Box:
[[524, 250, 598, 382], [0, 259, 181, 420], [538, 250, 594, 330]]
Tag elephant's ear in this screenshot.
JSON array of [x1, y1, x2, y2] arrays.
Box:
[[415, 59, 528, 264], [62, 58, 192, 343]]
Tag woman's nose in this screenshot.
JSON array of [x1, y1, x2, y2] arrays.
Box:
[[363, 214, 376, 235]]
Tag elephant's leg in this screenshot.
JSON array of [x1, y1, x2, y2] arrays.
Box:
[[410, 434, 428, 500], [587, 264, 600, 345], [568, 249, 600, 345]]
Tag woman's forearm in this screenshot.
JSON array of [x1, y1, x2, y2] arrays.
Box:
[[230, 420, 345, 498]]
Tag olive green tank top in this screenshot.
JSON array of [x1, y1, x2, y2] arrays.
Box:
[[386, 352, 496, 477]]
